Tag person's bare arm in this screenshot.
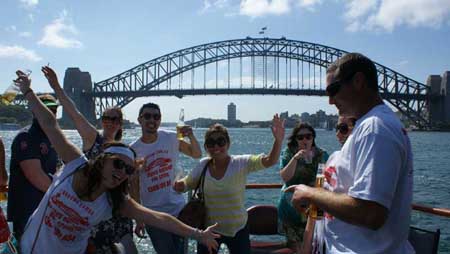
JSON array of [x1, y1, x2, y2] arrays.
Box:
[[286, 185, 388, 230], [179, 126, 202, 158], [15, 70, 82, 163], [20, 159, 52, 192], [261, 114, 285, 168], [42, 66, 97, 151], [121, 198, 219, 253]]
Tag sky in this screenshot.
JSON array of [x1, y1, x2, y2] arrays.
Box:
[[1, 0, 450, 123]]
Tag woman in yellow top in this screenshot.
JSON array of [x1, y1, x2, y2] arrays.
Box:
[[174, 116, 285, 254]]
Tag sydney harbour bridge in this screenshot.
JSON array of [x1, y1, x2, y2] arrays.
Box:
[[16, 37, 450, 129]]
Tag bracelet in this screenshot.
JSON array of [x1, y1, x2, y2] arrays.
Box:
[[191, 228, 203, 241], [23, 89, 33, 97]]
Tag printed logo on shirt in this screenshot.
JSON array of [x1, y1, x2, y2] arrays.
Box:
[[20, 141, 28, 151], [40, 143, 49, 155], [44, 191, 93, 242], [143, 150, 173, 193], [324, 166, 337, 189]]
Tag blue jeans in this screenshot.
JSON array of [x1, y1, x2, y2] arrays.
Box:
[[197, 224, 250, 254], [145, 225, 185, 254]]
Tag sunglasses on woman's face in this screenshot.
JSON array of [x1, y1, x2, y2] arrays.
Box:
[[336, 123, 349, 135], [296, 133, 313, 141], [205, 137, 227, 149], [140, 113, 161, 121], [113, 158, 135, 175], [102, 115, 121, 123]]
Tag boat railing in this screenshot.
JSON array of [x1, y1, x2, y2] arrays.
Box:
[[245, 183, 450, 218]]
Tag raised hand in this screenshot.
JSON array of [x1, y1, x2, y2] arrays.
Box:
[[180, 125, 193, 138], [14, 70, 32, 94], [41, 66, 61, 90], [271, 114, 285, 142]]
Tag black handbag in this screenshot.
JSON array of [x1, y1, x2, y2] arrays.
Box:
[[177, 160, 209, 229]]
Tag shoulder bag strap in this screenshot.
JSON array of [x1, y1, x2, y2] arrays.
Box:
[[192, 160, 210, 200]]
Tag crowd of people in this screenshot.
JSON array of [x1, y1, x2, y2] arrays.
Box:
[[0, 52, 414, 254]]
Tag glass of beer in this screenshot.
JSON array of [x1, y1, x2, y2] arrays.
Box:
[[1, 69, 31, 105]]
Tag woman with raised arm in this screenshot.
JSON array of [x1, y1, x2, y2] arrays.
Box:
[[277, 123, 328, 253], [173, 118, 284, 254], [14, 70, 219, 254], [41, 66, 135, 253]]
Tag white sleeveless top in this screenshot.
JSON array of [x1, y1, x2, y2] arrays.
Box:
[[20, 156, 112, 254]]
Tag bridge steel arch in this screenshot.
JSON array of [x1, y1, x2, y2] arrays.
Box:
[[93, 38, 431, 128]]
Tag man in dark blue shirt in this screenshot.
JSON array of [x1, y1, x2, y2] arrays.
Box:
[[7, 94, 59, 240]]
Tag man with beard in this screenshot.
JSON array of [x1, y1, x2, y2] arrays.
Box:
[[130, 102, 201, 254]]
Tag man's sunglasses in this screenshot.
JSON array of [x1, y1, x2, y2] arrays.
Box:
[[326, 72, 356, 97], [296, 133, 313, 141], [102, 115, 121, 123], [205, 137, 227, 148], [113, 158, 136, 175], [336, 123, 349, 135], [140, 113, 161, 121]]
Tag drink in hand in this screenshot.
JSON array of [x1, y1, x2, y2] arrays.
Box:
[[309, 163, 325, 220], [1, 69, 31, 105], [176, 108, 185, 140]]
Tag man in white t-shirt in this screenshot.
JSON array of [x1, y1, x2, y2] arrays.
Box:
[[287, 53, 414, 253], [130, 103, 202, 254]]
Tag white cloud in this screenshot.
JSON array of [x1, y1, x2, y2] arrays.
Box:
[[5, 26, 17, 32], [240, 0, 291, 17], [0, 45, 42, 62], [19, 31, 32, 38], [200, 0, 229, 13], [38, 10, 82, 49], [398, 60, 409, 66], [344, 0, 450, 32], [298, 0, 322, 11], [19, 0, 38, 8]]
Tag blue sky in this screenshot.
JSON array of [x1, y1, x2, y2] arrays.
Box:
[[1, 0, 450, 123]]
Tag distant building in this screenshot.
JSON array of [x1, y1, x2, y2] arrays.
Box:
[[228, 103, 236, 122], [280, 111, 289, 119]]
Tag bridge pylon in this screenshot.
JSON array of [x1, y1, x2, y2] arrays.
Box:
[[62, 68, 96, 128], [428, 71, 450, 128]]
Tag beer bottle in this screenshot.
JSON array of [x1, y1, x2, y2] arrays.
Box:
[[176, 108, 185, 140], [309, 163, 325, 220]]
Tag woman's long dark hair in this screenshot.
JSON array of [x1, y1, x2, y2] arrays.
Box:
[[80, 142, 136, 215], [287, 122, 316, 153]]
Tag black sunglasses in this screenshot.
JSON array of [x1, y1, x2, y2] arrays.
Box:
[[205, 137, 227, 148], [102, 115, 121, 122], [296, 133, 313, 141], [113, 158, 136, 175], [326, 72, 356, 97], [336, 123, 349, 135], [140, 113, 161, 121]]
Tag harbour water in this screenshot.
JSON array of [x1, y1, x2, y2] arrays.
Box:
[[1, 128, 449, 253]]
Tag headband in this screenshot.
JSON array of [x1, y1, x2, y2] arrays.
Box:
[[104, 146, 135, 161]]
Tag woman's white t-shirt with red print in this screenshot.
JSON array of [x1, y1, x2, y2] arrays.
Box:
[[20, 156, 112, 254]]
